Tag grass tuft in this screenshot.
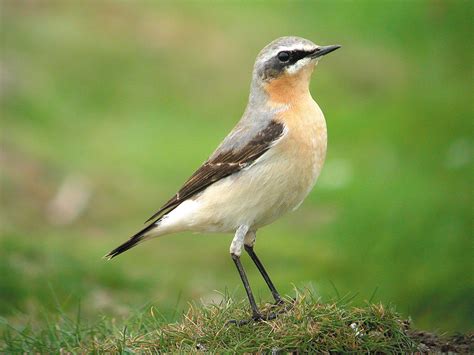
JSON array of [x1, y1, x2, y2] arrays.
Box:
[[1, 289, 426, 353]]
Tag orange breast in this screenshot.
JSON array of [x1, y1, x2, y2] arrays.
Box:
[[262, 63, 327, 199], [263, 64, 315, 104]]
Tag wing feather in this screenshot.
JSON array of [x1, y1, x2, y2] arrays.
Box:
[[144, 120, 285, 223]]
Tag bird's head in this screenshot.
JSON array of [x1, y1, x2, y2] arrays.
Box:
[[251, 36, 340, 104]]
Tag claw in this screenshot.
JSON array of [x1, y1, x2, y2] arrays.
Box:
[[270, 298, 296, 314], [226, 318, 248, 326], [274, 298, 285, 306], [226, 312, 277, 326]]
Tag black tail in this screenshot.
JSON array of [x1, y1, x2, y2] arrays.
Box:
[[104, 222, 158, 260]]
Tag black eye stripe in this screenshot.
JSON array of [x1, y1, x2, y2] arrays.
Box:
[[278, 49, 316, 65], [262, 48, 318, 80], [291, 50, 310, 62]]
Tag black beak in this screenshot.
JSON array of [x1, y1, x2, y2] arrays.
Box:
[[311, 45, 341, 59]]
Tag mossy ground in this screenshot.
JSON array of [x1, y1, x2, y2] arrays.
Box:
[[5, 290, 468, 353]]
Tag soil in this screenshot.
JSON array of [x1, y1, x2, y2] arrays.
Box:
[[409, 330, 473, 354]]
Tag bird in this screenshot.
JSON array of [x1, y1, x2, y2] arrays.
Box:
[[106, 36, 340, 322]]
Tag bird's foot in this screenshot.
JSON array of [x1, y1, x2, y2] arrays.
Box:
[[253, 312, 277, 322], [270, 297, 296, 313], [274, 298, 285, 306], [226, 312, 277, 326]]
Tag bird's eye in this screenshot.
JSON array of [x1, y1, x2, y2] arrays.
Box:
[[277, 51, 290, 62]]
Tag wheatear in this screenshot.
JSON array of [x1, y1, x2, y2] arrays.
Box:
[[106, 36, 340, 321]]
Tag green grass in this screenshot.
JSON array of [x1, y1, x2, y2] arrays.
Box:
[[2, 290, 419, 353], [0, 0, 472, 345]]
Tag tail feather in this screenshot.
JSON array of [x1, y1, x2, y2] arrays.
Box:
[[104, 222, 158, 260]]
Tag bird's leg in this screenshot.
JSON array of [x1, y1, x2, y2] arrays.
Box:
[[243, 230, 283, 305], [229, 253, 277, 325], [244, 244, 283, 305], [227, 226, 279, 325], [229, 225, 262, 322], [231, 253, 262, 321], [227, 226, 276, 325]]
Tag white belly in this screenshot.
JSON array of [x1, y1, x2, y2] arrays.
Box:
[[196, 147, 319, 232]]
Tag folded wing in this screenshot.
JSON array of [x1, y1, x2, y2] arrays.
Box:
[[145, 120, 285, 223]]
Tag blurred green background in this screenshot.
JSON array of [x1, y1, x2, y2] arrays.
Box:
[[1, 1, 472, 333]]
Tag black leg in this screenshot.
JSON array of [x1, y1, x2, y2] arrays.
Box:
[[231, 253, 262, 320], [244, 245, 283, 304]]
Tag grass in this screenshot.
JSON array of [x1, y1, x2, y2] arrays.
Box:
[[0, 0, 472, 343], [2, 290, 420, 353]]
